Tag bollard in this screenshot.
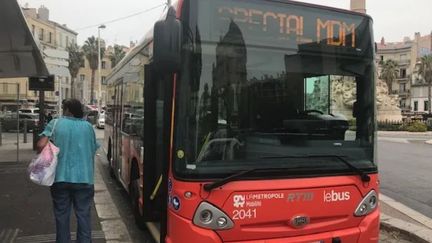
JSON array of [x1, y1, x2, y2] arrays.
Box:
[[23, 120, 27, 143], [33, 128, 40, 151], [0, 122, 2, 146]]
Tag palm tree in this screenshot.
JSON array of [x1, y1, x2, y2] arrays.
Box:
[[82, 36, 105, 104], [418, 55, 432, 114], [110, 45, 126, 68], [66, 43, 84, 98], [380, 59, 399, 94]]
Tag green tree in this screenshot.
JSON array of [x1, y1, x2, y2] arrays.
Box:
[[110, 45, 126, 68], [380, 59, 399, 94], [82, 36, 105, 104], [418, 55, 432, 114], [66, 43, 84, 98]]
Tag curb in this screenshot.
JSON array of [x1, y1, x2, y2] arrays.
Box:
[[381, 214, 431, 243], [94, 152, 133, 242], [378, 131, 432, 136], [380, 194, 432, 242]]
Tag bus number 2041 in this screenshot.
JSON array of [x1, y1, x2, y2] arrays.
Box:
[[232, 209, 257, 220]]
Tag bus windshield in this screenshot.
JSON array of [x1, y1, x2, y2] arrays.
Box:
[[174, 0, 376, 179]]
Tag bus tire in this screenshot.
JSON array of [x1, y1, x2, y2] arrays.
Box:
[[130, 179, 146, 230]]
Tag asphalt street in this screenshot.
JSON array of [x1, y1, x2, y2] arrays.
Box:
[[378, 138, 432, 219]]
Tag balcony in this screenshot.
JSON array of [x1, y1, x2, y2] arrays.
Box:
[[399, 90, 410, 97], [392, 90, 410, 97], [396, 74, 410, 81]]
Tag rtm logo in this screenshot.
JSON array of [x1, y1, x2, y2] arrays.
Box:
[[323, 190, 351, 202], [233, 195, 245, 208]]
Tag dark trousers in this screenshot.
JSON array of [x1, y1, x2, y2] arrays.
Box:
[[50, 182, 94, 243]]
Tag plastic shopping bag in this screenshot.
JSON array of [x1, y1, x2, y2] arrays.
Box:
[[27, 142, 60, 186]]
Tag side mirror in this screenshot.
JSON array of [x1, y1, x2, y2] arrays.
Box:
[[153, 7, 182, 73]]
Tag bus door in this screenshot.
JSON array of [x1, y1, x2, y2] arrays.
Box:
[[113, 81, 124, 178], [142, 64, 173, 239]]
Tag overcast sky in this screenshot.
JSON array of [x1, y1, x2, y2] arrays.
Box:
[[17, 0, 432, 47]]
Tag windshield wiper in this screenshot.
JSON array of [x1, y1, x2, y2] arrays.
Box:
[[203, 169, 256, 192], [308, 155, 371, 182], [261, 154, 371, 182], [203, 165, 324, 192]]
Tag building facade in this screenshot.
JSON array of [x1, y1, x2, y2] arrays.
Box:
[[377, 32, 432, 117], [411, 32, 432, 114], [0, 5, 77, 113]]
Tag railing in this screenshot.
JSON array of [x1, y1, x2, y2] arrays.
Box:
[[378, 119, 432, 131], [398, 89, 410, 95], [396, 76, 409, 81]]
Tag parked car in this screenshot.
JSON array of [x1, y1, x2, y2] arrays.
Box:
[[0, 113, 39, 132], [85, 110, 99, 125], [19, 108, 40, 114], [96, 113, 105, 129]]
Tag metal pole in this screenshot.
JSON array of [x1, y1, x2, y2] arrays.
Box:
[[0, 122, 2, 146], [98, 29, 101, 108], [23, 120, 27, 143], [39, 91, 45, 127], [58, 76, 62, 113], [16, 83, 20, 163]]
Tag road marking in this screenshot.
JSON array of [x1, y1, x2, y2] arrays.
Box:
[[0, 228, 19, 243]]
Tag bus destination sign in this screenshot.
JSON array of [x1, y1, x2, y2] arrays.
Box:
[[204, 0, 370, 51]]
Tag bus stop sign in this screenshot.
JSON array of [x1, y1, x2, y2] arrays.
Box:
[[29, 75, 55, 91]]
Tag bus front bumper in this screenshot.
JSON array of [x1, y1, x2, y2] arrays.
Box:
[[166, 208, 379, 243]]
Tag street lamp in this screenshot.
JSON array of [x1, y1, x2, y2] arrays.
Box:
[[98, 24, 106, 111]]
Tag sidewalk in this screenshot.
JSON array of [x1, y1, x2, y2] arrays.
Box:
[[0, 132, 35, 163], [0, 136, 106, 243]]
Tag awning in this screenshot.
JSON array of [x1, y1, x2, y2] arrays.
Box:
[[0, 0, 49, 78], [48, 66, 70, 77]]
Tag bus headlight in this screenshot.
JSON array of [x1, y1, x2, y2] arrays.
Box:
[[354, 190, 378, 216], [199, 210, 213, 224], [193, 202, 234, 230]]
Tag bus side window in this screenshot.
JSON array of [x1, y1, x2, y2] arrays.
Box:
[[122, 114, 133, 135]]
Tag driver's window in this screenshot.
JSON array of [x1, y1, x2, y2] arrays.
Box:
[[305, 75, 330, 114]]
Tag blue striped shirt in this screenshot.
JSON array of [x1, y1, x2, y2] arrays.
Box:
[[41, 117, 99, 184]]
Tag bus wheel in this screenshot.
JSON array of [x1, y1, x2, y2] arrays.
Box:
[[107, 141, 112, 162], [107, 141, 115, 178], [130, 179, 146, 229]]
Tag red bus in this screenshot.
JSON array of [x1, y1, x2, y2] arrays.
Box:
[[104, 0, 378, 242]]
